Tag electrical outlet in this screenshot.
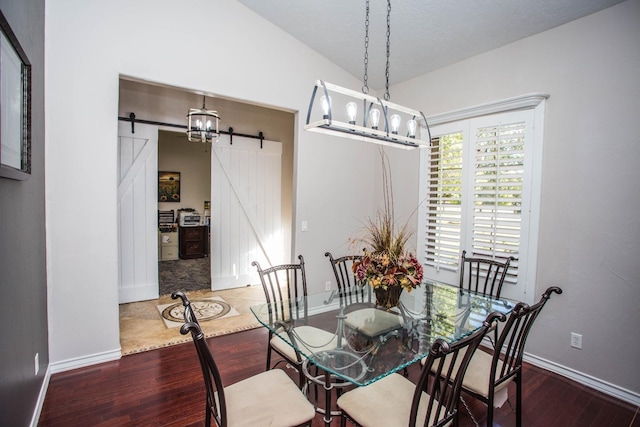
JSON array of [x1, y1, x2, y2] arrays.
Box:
[[325, 281, 331, 291], [35, 353, 39, 375], [570, 333, 582, 349]]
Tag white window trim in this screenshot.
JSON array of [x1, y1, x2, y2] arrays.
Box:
[[419, 93, 549, 304], [424, 93, 549, 126]]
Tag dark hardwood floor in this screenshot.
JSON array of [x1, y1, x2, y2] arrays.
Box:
[[39, 328, 639, 427]]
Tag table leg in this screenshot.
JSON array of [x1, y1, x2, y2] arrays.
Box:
[[322, 369, 333, 426], [303, 359, 350, 426]]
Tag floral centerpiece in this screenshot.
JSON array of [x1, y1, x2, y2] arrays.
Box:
[[351, 149, 424, 309]]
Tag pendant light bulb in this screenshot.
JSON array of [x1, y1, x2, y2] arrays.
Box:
[[390, 114, 401, 134], [346, 102, 358, 125], [369, 108, 380, 130], [407, 119, 417, 138], [321, 95, 332, 119]]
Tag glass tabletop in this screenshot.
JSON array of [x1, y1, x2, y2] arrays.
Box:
[[250, 281, 516, 386]]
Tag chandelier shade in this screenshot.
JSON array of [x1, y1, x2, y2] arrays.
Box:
[[186, 96, 220, 143], [304, 80, 430, 150]]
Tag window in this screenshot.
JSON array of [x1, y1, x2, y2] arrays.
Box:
[[418, 95, 547, 303]]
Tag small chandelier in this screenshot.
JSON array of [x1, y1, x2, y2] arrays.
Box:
[[187, 95, 220, 143], [304, 0, 430, 150]]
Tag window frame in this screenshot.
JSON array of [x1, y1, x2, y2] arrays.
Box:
[[0, 10, 32, 181], [418, 94, 548, 304]]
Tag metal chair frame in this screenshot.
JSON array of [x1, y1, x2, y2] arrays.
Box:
[[339, 311, 506, 427], [459, 250, 515, 298], [324, 251, 371, 308], [461, 286, 562, 427], [251, 255, 310, 387]]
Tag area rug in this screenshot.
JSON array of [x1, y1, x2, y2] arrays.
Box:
[[119, 286, 265, 355], [157, 296, 239, 328]]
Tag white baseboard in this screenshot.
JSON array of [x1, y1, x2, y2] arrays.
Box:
[[524, 352, 640, 407], [30, 365, 51, 427], [49, 348, 122, 374]]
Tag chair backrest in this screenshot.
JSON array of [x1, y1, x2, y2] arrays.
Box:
[[459, 250, 515, 298], [252, 255, 308, 322], [491, 286, 562, 390], [171, 291, 199, 325], [173, 292, 226, 427], [324, 251, 370, 307], [180, 321, 228, 427], [411, 311, 505, 427]]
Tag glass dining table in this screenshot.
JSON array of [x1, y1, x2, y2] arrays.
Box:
[[250, 281, 516, 425]]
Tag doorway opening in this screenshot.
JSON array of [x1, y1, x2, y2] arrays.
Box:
[[117, 77, 295, 353]]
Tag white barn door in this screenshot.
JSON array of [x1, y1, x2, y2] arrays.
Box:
[[118, 122, 159, 303], [211, 135, 282, 289]]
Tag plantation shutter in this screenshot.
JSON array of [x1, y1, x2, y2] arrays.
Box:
[[420, 104, 541, 302], [469, 119, 527, 284], [422, 123, 466, 275]]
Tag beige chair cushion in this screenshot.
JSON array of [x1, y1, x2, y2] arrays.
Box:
[[425, 347, 512, 399], [271, 325, 338, 362], [336, 373, 452, 427], [344, 308, 403, 338], [461, 348, 511, 398], [224, 368, 315, 427]]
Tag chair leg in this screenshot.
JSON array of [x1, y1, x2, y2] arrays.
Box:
[[487, 387, 494, 427], [266, 342, 272, 371], [516, 373, 522, 427], [298, 364, 306, 390], [205, 403, 211, 427]]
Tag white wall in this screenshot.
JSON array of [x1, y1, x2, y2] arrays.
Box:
[[390, 0, 640, 399], [45, 0, 378, 369]]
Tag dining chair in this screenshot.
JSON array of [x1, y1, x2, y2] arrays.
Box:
[[324, 251, 370, 308], [441, 286, 562, 427], [336, 311, 506, 427], [325, 251, 405, 344], [180, 320, 316, 427], [459, 250, 515, 298], [172, 291, 315, 427], [252, 255, 338, 388]]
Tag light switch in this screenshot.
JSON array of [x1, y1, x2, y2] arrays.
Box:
[[301, 221, 308, 232]]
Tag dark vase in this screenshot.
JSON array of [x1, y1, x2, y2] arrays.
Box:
[[374, 286, 403, 310]]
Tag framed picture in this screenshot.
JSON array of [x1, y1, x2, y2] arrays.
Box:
[[158, 171, 180, 202], [0, 11, 32, 181]]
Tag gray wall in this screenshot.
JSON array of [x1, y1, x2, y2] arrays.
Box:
[[391, 0, 640, 398], [0, 0, 47, 425]]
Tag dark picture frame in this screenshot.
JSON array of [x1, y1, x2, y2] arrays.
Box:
[[158, 171, 180, 202], [0, 10, 32, 180]]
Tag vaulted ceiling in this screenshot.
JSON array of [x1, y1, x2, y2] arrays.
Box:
[[237, 0, 624, 90]]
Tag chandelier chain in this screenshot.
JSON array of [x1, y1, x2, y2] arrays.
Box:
[[362, 0, 370, 94], [384, 0, 391, 101]]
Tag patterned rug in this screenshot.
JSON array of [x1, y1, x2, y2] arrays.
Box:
[[157, 296, 239, 328], [119, 286, 265, 355]]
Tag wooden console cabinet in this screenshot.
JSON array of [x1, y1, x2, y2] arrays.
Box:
[[179, 226, 206, 259]]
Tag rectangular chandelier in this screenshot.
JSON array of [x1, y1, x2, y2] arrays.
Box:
[[304, 80, 431, 150]]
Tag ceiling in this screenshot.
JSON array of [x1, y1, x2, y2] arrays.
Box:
[[237, 0, 624, 90]]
